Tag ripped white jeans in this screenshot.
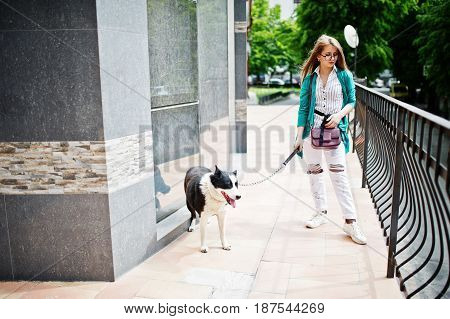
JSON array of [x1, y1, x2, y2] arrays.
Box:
[[303, 137, 357, 220]]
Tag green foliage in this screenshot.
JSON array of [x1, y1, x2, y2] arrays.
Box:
[[248, 0, 448, 115], [274, 18, 300, 72], [414, 0, 450, 97], [293, 0, 416, 80], [390, 7, 422, 90], [249, 87, 295, 100], [248, 0, 299, 75]]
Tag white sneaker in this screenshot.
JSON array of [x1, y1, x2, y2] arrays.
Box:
[[343, 222, 367, 245], [305, 211, 327, 229]]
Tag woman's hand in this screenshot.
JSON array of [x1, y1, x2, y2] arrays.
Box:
[[294, 135, 304, 152], [324, 113, 344, 128]]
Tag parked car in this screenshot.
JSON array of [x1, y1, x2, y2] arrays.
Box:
[[248, 74, 270, 85], [268, 78, 285, 87], [284, 78, 299, 86], [374, 78, 384, 88], [390, 83, 409, 101], [387, 77, 398, 88]]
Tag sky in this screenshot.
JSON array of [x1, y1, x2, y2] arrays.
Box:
[[269, 0, 296, 20]]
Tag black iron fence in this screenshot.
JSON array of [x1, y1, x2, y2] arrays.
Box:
[[353, 84, 449, 299]]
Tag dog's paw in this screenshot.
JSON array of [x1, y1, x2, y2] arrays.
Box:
[[222, 244, 231, 251], [188, 226, 194, 232], [200, 247, 209, 253]]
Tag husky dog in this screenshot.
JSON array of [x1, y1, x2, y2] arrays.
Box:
[[184, 165, 241, 253]]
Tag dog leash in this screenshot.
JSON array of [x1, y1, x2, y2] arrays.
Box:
[[239, 110, 332, 187], [239, 148, 299, 187]]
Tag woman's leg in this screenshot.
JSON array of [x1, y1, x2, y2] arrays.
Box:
[[323, 143, 357, 220], [303, 138, 327, 213], [323, 144, 366, 244]]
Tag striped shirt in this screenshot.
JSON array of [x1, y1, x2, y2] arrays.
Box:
[[313, 65, 343, 128]]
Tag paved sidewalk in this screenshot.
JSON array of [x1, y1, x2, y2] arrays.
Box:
[[0, 104, 403, 299]]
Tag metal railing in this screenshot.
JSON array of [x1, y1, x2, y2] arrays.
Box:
[[353, 83, 449, 299]]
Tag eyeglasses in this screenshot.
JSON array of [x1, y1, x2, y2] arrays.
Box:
[[320, 53, 339, 61]]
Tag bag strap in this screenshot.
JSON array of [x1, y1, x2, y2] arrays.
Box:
[[314, 109, 326, 117], [319, 114, 331, 146], [308, 74, 313, 110], [307, 72, 316, 129], [309, 73, 329, 146], [340, 69, 349, 98]]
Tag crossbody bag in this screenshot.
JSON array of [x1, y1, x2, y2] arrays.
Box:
[[308, 73, 341, 150]]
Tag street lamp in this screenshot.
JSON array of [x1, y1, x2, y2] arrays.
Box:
[[344, 25, 359, 153], [344, 25, 359, 77]]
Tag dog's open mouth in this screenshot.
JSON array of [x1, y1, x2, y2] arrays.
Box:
[[221, 191, 236, 208]]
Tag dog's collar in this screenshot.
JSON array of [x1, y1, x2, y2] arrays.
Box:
[[206, 173, 226, 202]]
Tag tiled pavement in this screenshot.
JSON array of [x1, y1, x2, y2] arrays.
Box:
[[0, 103, 403, 299]]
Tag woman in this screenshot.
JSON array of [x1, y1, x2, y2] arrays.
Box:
[[294, 34, 366, 245]]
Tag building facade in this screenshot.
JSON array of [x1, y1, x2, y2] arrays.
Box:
[[0, 0, 247, 281]]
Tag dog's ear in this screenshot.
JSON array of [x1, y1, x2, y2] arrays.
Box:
[[214, 165, 222, 175], [232, 170, 237, 176]]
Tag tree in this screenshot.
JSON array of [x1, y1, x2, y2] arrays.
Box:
[[390, 5, 423, 104], [248, 0, 288, 79], [293, 0, 416, 80], [414, 0, 450, 116], [274, 18, 300, 82]]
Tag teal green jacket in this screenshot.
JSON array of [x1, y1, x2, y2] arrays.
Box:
[[297, 67, 356, 157]]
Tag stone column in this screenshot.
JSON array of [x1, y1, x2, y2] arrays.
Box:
[[197, 0, 232, 170], [0, 0, 156, 281], [234, 0, 247, 153]]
